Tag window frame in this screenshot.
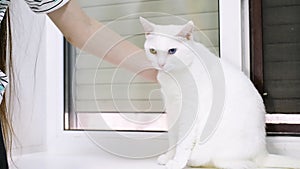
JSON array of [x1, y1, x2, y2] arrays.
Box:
[[65, 0, 300, 134]]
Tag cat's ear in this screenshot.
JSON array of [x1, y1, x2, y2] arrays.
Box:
[[177, 21, 194, 40], [140, 17, 155, 36]]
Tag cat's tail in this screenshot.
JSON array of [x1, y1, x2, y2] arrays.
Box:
[[256, 153, 300, 168]]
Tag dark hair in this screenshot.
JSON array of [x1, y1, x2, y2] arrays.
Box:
[[0, 8, 14, 154]]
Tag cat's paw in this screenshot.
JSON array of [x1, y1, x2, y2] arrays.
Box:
[[157, 154, 170, 165], [165, 160, 184, 169]]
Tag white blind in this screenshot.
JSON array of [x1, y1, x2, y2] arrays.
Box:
[[72, 0, 219, 130]]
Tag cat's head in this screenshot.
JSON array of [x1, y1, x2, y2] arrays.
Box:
[[140, 17, 195, 72]]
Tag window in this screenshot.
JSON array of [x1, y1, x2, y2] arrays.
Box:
[[250, 0, 300, 135], [64, 0, 220, 131]]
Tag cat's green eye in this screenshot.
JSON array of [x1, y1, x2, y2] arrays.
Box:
[[149, 48, 157, 55], [168, 48, 177, 55]]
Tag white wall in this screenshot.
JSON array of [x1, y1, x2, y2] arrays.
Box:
[[8, 0, 112, 156], [9, 0, 95, 156], [10, 0, 47, 154]]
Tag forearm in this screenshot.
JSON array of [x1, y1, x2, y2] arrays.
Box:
[[47, 0, 157, 81]]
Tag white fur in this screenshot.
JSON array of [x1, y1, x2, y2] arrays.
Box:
[[140, 17, 300, 169]]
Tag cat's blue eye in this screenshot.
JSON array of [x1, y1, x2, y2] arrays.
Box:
[[168, 48, 177, 55]]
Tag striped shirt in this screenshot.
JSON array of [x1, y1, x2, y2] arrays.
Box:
[[0, 71, 8, 103], [0, 0, 69, 24], [0, 0, 9, 23]]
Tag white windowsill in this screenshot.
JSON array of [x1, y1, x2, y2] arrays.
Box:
[[12, 151, 160, 169], [11, 140, 300, 169]]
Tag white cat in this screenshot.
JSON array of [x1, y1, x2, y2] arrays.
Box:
[[140, 17, 300, 169]]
